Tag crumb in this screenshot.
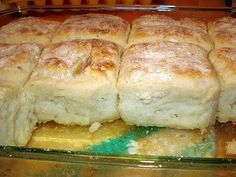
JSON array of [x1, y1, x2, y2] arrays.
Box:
[[226, 139, 236, 154], [127, 140, 138, 154], [89, 122, 101, 133]]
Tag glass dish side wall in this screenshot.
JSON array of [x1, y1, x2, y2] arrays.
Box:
[[0, 146, 236, 177]]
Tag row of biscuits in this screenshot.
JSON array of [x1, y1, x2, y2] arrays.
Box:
[[0, 13, 235, 146]]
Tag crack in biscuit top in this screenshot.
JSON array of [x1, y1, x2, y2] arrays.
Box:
[[121, 41, 212, 81], [39, 40, 92, 78], [35, 39, 120, 79]]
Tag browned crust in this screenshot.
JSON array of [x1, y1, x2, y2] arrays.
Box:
[[121, 41, 215, 79], [208, 17, 236, 48], [34, 39, 121, 79], [129, 14, 212, 51]]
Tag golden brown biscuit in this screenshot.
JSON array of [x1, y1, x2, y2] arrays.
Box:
[[128, 15, 213, 51], [118, 41, 219, 130], [0, 17, 61, 45], [52, 13, 130, 48], [0, 43, 41, 145], [209, 48, 236, 122], [208, 17, 236, 49], [15, 39, 122, 146]]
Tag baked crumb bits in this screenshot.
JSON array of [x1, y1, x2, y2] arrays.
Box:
[[89, 122, 101, 133]]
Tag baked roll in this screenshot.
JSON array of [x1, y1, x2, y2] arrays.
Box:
[[118, 41, 219, 130], [0, 43, 41, 145], [0, 17, 61, 45], [128, 15, 213, 51], [15, 39, 121, 146], [52, 13, 130, 48], [0, 83, 19, 146], [208, 17, 236, 49], [209, 48, 236, 122]]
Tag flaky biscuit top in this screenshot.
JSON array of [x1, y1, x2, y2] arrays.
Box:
[[210, 47, 236, 85], [32, 39, 121, 80], [128, 15, 212, 51], [52, 13, 130, 48], [208, 17, 236, 48], [0, 43, 41, 70], [0, 17, 60, 43], [119, 41, 218, 90], [132, 15, 208, 32]]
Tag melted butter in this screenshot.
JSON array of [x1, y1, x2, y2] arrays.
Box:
[[27, 119, 131, 150]]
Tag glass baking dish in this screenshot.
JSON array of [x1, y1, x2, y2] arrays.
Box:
[[0, 4, 235, 177]]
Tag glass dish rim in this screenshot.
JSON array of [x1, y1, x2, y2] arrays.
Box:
[[0, 145, 236, 169], [0, 5, 235, 169], [0, 4, 235, 16]]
